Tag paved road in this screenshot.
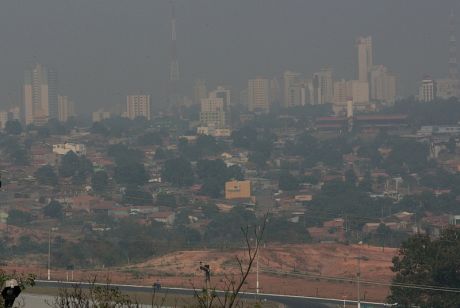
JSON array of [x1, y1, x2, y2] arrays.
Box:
[[32, 280, 389, 307]]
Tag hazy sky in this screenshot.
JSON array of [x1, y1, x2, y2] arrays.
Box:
[[0, 0, 459, 113]]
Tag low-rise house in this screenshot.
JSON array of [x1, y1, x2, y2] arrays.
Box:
[[150, 211, 175, 225]]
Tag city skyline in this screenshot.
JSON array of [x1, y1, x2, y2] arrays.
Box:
[[0, 0, 459, 113]]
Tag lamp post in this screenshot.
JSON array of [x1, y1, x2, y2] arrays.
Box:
[[47, 229, 51, 281], [47, 227, 58, 281]]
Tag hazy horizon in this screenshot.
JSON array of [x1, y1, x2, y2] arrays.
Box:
[[0, 0, 459, 114]]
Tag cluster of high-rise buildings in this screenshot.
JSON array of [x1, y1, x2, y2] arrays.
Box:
[[21, 63, 75, 126], [1, 5, 457, 132], [193, 35, 397, 119], [418, 11, 460, 103]]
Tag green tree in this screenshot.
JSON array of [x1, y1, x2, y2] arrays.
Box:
[[123, 188, 153, 205], [59, 151, 80, 177], [114, 162, 148, 186], [279, 172, 299, 191], [35, 165, 58, 186], [161, 157, 194, 187], [4, 120, 23, 135], [7, 210, 33, 226], [388, 228, 460, 307], [156, 192, 176, 207], [91, 170, 108, 193], [43, 200, 64, 219]]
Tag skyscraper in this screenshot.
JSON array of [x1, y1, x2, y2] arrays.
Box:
[[312, 68, 334, 104], [283, 70, 301, 107], [369, 65, 397, 104], [357, 36, 373, 82], [248, 78, 271, 112], [193, 79, 207, 105], [437, 10, 460, 99], [127, 95, 151, 120], [23, 63, 58, 125], [57, 95, 75, 122]]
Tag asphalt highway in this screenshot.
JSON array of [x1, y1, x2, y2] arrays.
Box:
[[33, 280, 390, 307]]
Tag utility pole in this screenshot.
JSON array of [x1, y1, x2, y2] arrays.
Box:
[[356, 241, 363, 308], [199, 262, 211, 307]]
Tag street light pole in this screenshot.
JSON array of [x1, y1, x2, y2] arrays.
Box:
[[357, 241, 362, 308], [256, 245, 259, 295], [47, 228, 51, 281]]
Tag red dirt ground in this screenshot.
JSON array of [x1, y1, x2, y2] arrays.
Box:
[[5, 243, 398, 302]]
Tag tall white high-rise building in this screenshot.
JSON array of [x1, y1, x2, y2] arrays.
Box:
[[200, 97, 226, 128], [357, 36, 373, 82], [57, 95, 75, 122], [419, 78, 436, 102], [283, 70, 302, 107], [369, 65, 397, 104], [126, 95, 151, 120], [248, 78, 271, 112], [23, 64, 58, 125]]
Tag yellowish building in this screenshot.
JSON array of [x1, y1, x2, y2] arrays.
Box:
[[225, 180, 251, 200]]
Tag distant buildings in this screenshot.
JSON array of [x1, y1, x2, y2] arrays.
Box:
[[126, 95, 151, 120], [283, 70, 302, 107], [437, 79, 460, 99], [225, 180, 251, 200], [92, 110, 111, 122], [369, 65, 397, 104], [0, 112, 8, 130], [199, 97, 227, 128], [193, 79, 208, 105], [248, 77, 271, 112], [356, 36, 373, 82], [333, 80, 369, 104], [23, 63, 58, 125], [53, 143, 87, 156], [0, 107, 20, 130], [419, 77, 437, 102], [57, 95, 75, 122], [312, 68, 334, 105]]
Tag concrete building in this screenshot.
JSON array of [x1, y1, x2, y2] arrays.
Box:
[[225, 180, 251, 200], [209, 86, 231, 110], [349, 80, 370, 104], [437, 79, 460, 99], [357, 36, 373, 82], [57, 95, 75, 122], [126, 95, 151, 120], [283, 70, 302, 107], [0, 112, 8, 130], [199, 97, 227, 128], [248, 78, 271, 112], [333, 80, 369, 104], [92, 110, 111, 122], [23, 64, 58, 125], [419, 78, 437, 102], [312, 68, 334, 104], [53, 143, 87, 156], [369, 65, 397, 104], [193, 79, 207, 105], [333, 80, 349, 104]]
